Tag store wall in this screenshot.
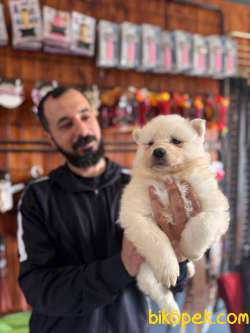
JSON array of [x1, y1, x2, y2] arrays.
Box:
[[0, 0, 250, 314]]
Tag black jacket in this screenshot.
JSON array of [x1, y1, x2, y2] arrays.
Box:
[[17, 159, 188, 333]]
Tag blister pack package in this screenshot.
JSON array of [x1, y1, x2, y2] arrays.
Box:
[[0, 4, 8, 46], [119, 22, 141, 69], [189, 34, 208, 76], [155, 31, 174, 73], [222, 37, 237, 78], [206, 35, 224, 78], [71, 11, 96, 57], [97, 20, 119, 68], [139, 23, 161, 71], [43, 6, 71, 54], [172, 30, 192, 73], [9, 0, 42, 50]]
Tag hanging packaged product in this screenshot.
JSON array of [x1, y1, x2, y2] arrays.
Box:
[[223, 37, 238, 78], [155, 31, 174, 73], [113, 94, 130, 127], [157, 92, 171, 115], [43, 6, 71, 54], [0, 235, 13, 313], [216, 95, 230, 133], [0, 172, 14, 213], [0, 171, 24, 213], [135, 88, 150, 125], [172, 30, 192, 73], [0, 79, 25, 109], [0, 4, 8, 46], [119, 22, 141, 69], [192, 95, 204, 118], [189, 34, 208, 76], [139, 24, 161, 71], [113, 87, 138, 128], [206, 36, 224, 78], [210, 160, 225, 182], [97, 20, 119, 68], [84, 85, 101, 114], [71, 11, 96, 57], [31, 81, 58, 114], [8, 0, 42, 50]]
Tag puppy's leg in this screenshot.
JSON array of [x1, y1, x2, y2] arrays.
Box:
[[137, 262, 180, 314], [125, 217, 179, 287], [179, 211, 229, 260]]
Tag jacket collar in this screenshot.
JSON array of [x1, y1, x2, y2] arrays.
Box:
[[49, 158, 122, 193]]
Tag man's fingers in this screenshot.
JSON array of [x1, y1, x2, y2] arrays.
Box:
[[148, 186, 158, 202], [164, 179, 187, 230], [181, 181, 202, 217], [150, 180, 187, 241], [132, 246, 145, 263], [164, 179, 185, 213], [137, 255, 145, 264], [164, 178, 177, 192], [148, 186, 164, 209], [168, 188, 187, 226]]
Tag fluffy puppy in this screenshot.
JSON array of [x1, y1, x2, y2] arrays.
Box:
[[119, 115, 229, 314]]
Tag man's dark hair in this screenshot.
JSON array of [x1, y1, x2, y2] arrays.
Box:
[[37, 86, 80, 132]]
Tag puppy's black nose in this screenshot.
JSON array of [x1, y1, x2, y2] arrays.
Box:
[[153, 148, 166, 159]]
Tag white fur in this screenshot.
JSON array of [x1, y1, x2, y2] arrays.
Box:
[[119, 115, 230, 315]]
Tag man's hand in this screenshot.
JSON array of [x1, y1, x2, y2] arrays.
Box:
[[148, 178, 201, 262], [121, 237, 145, 277]]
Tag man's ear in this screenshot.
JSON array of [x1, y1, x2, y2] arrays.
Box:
[[190, 118, 206, 142], [132, 128, 141, 144]]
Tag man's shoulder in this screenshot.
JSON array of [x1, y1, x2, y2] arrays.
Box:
[[26, 176, 51, 191], [21, 175, 52, 205], [26, 164, 66, 193]]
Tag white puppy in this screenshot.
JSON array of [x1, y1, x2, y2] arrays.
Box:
[[119, 115, 229, 314]]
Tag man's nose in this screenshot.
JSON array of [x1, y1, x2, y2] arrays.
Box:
[[74, 118, 88, 136]]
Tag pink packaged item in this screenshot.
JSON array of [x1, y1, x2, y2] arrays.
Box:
[[120, 22, 140, 69], [43, 6, 71, 54], [139, 24, 161, 71], [97, 20, 119, 68]]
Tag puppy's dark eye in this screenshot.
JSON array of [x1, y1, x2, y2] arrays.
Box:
[[148, 141, 154, 146], [171, 138, 182, 145]]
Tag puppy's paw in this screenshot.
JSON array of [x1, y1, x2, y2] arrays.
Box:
[[153, 256, 179, 287], [162, 261, 180, 287], [179, 213, 212, 260], [179, 235, 204, 261]]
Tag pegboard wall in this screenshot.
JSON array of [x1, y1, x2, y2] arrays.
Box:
[[0, 0, 250, 314]]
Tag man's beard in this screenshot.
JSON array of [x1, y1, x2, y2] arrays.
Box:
[[52, 135, 105, 169]]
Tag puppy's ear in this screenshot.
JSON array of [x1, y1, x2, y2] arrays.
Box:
[[190, 118, 206, 142], [132, 128, 141, 144]]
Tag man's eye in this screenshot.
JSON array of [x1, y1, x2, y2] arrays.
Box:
[[81, 115, 90, 121], [171, 138, 182, 145], [60, 123, 72, 129], [148, 141, 154, 146]]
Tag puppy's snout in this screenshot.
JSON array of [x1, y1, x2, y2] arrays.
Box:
[[153, 148, 166, 159]]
